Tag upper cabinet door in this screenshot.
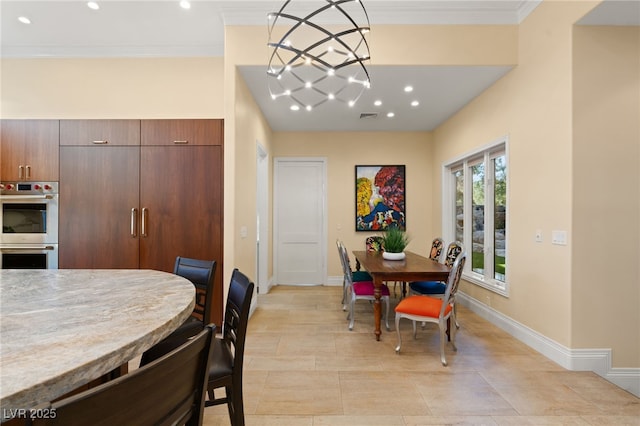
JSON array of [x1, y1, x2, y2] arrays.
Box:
[[141, 119, 223, 146], [60, 119, 140, 146], [0, 119, 59, 181]]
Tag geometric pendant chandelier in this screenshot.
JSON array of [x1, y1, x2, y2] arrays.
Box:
[[267, 0, 372, 111]]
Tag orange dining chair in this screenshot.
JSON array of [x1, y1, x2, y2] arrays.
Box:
[[394, 252, 466, 366], [408, 241, 463, 329]]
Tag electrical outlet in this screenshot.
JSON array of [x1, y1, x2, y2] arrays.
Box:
[[535, 230, 543, 242]]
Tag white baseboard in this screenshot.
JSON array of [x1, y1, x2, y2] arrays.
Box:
[[326, 275, 343, 286], [458, 293, 640, 398]]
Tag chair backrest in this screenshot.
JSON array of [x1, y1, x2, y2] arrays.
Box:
[[365, 236, 384, 252], [336, 239, 347, 273], [32, 324, 216, 426], [221, 269, 254, 378], [443, 242, 464, 268], [174, 256, 216, 324], [440, 252, 467, 318], [338, 243, 354, 287], [429, 237, 445, 262]]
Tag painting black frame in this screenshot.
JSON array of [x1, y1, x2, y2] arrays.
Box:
[[355, 165, 406, 232]]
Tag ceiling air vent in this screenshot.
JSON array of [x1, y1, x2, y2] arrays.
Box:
[[359, 112, 378, 120]]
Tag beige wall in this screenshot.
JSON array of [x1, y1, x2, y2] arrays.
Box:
[[273, 132, 434, 276], [433, 0, 597, 347], [0, 57, 224, 118], [572, 26, 640, 366]]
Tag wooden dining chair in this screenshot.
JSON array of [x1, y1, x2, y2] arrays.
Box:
[[394, 252, 466, 366], [205, 268, 255, 426], [30, 324, 216, 426], [140, 256, 216, 366]]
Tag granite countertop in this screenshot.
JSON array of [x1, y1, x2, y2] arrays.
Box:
[[0, 269, 195, 417]]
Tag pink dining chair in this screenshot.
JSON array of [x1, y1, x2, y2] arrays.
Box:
[[338, 241, 390, 331]]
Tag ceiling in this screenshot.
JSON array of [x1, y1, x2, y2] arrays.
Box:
[[1, 0, 637, 132]]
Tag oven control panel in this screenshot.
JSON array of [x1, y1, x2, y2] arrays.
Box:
[[0, 182, 59, 195]]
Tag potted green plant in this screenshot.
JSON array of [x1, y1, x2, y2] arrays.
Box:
[[381, 225, 410, 260]]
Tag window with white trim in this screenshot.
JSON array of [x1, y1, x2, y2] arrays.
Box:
[[443, 137, 508, 296]]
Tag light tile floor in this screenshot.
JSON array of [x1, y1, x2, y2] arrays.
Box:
[[204, 285, 639, 426]]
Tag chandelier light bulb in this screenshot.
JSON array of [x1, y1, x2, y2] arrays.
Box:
[[267, 0, 371, 111]]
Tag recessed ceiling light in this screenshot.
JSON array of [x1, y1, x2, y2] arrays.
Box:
[[404, 86, 414, 93], [180, 1, 191, 9], [290, 105, 300, 111], [411, 100, 420, 107], [18, 16, 31, 24], [87, 2, 99, 10], [374, 100, 382, 106], [387, 112, 395, 118]]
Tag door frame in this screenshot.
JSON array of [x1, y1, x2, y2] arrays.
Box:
[[256, 142, 270, 294], [273, 157, 328, 286]]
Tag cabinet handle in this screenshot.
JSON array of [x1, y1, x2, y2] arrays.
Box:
[[141, 207, 148, 237], [131, 208, 138, 238], [18, 165, 24, 179], [173, 140, 189, 144], [25, 165, 31, 179], [92, 140, 108, 144]]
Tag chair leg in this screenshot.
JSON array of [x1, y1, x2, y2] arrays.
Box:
[[453, 303, 460, 329], [450, 312, 458, 352], [342, 278, 347, 311], [348, 298, 355, 331], [412, 320, 417, 339], [438, 320, 448, 366], [384, 297, 390, 331], [230, 380, 245, 426], [394, 315, 402, 353]]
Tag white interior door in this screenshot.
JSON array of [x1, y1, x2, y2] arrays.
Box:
[[274, 158, 326, 285]]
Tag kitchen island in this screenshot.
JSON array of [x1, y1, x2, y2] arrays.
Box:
[[0, 269, 194, 421]]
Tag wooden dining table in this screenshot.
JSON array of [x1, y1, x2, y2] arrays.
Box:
[[352, 250, 450, 341]]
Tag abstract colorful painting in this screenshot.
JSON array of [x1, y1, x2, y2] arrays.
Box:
[[355, 165, 406, 231]]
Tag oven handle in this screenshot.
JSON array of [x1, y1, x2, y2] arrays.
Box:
[[0, 194, 55, 200], [0, 246, 55, 252]]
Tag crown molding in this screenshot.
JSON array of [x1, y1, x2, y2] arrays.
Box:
[[219, 0, 542, 25]]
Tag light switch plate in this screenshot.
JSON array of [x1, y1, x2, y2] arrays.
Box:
[[552, 230, 567, 245]]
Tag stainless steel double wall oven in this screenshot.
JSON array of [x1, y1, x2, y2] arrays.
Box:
[[0, 181, 59, 269]]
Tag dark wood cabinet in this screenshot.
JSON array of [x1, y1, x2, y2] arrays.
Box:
[[59, 145, 141, 269], [59, 119, 224, 326], [0, 119, 59, 181], [60, 119, 140, 146], [141, 119, 222, 146]]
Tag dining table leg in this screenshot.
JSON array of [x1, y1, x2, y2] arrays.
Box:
[[373, 277, 382, 341]]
